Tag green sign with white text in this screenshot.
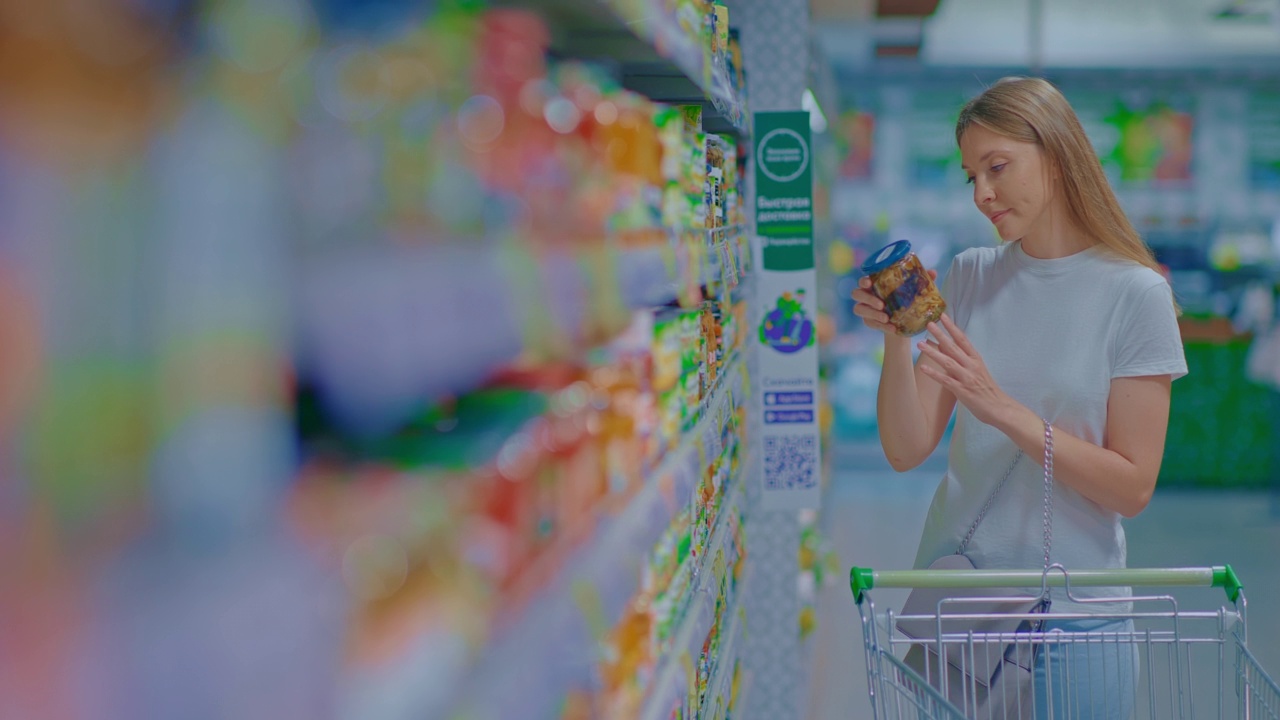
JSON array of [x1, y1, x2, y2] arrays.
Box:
[[754, 112, 814, 271]]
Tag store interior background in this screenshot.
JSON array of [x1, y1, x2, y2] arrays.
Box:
[[811, 0, 1280, 717], [0, 0, 1277, 718], [818, 0, 1280, 488]]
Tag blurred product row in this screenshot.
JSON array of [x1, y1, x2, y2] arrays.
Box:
[[298, 292, 751, 717], [0, 1, 815, 719]]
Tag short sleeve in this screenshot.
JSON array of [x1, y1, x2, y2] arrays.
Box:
[[938, 254, 968, 329], [1112, 281, 1188, 380]]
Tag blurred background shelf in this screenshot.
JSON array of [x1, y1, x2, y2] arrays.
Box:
[[340, 354, 746, 720], [11, 0, 1280, 718], [699, 595, 745, 720], [498, 0, 751, 135], [639, 469, 746, 720], [296, 225, 747, 432]]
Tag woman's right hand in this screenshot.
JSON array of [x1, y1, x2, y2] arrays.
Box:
[[851, 276, 894, 334], [851, 270, 938, 335]]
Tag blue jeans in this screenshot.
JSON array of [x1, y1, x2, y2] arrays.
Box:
[[1034, 618, 1138, 720]]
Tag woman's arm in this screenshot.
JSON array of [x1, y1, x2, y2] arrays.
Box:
[[986, 376, 1170, 517], [852, 269, 957, 471], [918, 314, 1171, 517], [876, 333, 957, 472]]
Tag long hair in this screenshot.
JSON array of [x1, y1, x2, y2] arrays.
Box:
[[956, 77, 1176, 308]]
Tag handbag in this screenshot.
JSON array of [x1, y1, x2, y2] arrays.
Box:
[[896, 420, 1056, 718]]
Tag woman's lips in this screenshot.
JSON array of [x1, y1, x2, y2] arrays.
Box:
[[990, 210, 1010, 225]]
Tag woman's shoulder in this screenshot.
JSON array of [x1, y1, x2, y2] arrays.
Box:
[[1085, 248, 1169, 293]]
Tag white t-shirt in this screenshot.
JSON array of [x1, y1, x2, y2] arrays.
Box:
[[912, 241, 1188, 613]]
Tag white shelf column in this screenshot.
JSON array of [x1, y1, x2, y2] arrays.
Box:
[[737, 0, 812, 718]]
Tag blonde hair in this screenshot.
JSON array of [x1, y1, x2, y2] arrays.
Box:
[[956, 77, 1178, 310]]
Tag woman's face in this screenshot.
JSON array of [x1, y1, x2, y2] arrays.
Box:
[[959, 123, 1056, 242]]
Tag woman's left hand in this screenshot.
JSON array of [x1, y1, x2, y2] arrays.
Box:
[[916, 314, 1015, 428]]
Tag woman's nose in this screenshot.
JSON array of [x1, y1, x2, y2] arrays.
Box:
[[973, 177, 995, 205]]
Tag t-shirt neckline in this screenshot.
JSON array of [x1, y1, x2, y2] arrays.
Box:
[[1008, 240, 1105, 275]]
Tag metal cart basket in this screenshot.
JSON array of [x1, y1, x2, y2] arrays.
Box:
[[849, 564, 1280, 720]]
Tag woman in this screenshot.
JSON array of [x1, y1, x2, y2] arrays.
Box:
[[852, 77, 1187, 718]]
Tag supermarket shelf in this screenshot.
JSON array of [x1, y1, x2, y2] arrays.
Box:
[[611, 0, 749, 135], [504, 0, 749, 135], [703, 224, 749, 287], [699, 596, 745, 720], [622, 225, 748, 306], [296, 227, 746, 431], [638, 588, 711, 720], [638, 469, 747, 720], [621, 68, 746, 136], [427, 353, 746, 720]]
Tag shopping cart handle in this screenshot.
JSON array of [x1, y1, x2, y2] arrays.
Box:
[[849, 564, 1243, 604], [850, 566, 875, 604]]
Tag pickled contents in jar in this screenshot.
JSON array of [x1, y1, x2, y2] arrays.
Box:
[[869, 253, 946, 336]]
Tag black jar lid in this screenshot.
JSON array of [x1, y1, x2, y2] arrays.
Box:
[[861, 240, 912, 275]]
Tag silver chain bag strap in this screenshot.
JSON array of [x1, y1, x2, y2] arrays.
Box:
[[958, 418, 1055, 565], [897, 420, 1056, 718]]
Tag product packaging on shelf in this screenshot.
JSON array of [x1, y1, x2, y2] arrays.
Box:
[[711, 1, 730, 56], [686, 107, 709, 231], [291, 365, 628, 669], [0, 0, 762, 716], [594, 377, 747, 718], [290, 277, 746, 690], [674, 0, 713, 54], [637, 293, 744, 466], [656, 105, 711, 233], [276, 5, 756, 717], [694, 497, 745, 713], [705, 135, 730, 229]]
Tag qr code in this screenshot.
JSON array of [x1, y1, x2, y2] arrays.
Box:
[[764, 435, 818, 490]]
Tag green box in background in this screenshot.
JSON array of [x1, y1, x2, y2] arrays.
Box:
[[1161, 340, 1280, 488]]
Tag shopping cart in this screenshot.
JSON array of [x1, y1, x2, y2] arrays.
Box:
[[849, 564, 1280, 720]]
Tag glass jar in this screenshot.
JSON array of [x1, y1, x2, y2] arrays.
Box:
[[860, 240, 946, 336]]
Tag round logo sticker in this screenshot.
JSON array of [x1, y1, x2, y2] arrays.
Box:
[[758, 290, 815, 354], [756, 127, 809, 183]]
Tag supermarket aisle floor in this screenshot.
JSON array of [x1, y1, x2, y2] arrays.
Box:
[[806, 455, 1280, 720]]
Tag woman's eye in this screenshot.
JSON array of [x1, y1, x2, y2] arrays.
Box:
[[965, 176, 975, 185], [991, 163, 1007, 172]]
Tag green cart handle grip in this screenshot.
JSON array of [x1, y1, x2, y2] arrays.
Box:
[[850, 565, 1242, 604]]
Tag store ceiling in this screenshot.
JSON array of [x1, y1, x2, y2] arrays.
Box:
[[812, 0, 1280, 69]]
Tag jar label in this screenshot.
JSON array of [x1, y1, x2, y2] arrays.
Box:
[[883, 272, 926, 318]]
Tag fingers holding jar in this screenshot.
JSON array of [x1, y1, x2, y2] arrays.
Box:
[[852, 276, 896, 333]]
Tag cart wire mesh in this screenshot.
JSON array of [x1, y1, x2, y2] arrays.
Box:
[[850, 564, 1280, 720], [1239, 639, 1280, 720]]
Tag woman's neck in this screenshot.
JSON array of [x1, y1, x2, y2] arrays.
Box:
[[1018, 200, 1093, 259]]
